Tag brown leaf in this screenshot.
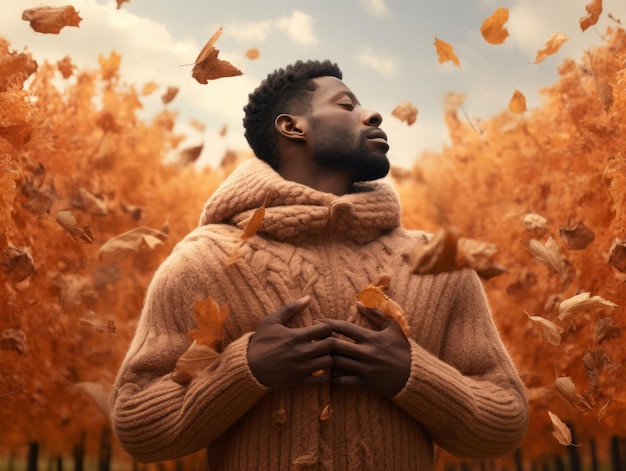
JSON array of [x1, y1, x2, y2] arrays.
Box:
[[557, 292, 617, 323], [57, 56, 73, 78], [21, 6, 82, 34], [579, 0, 603, 32], [594, 317, 621, 344], [525, 311, 563, 346], [0, 329, 27, 356], [609, 238, 626, 273], [508, 90, 527, 114], [188, 295, 229, 350], [71, 187, 108, 216], [355, 274, 411, 337], [161, 86, 179, 104], [97, 225, 168, 259], [391, 102, 418, 125], [172, 342, 220, 385], [229, 193, 268, 263], [533, 33, 569, 64], [320, 405, 331, 421], [456, 237, 506, 279], [481, 7, 510, 45], [554, 376, 595, 412], [191, 27, 243, 84], [245, 48, 260, 60], [559, 221, 595, 250], [548, 410, 575, 446], [1, 244, 34, 282], [56, 210, 95, 243], [178, 144, 204, 166], [78, 310, 116, 334], [434, 37, 460, 67], [583, 349, 612, 390]]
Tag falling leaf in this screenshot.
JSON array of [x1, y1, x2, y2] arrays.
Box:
[[97, 225, 168, 259], [434, 37, 460, 67], [583, 349, 612, 390], [161, 86, 179, 104], [579, 0, 603, 32], [320, 405, 331, 421], [78, 310, 116, 334], [245, 48, 260, 60], [141, 82, 159, 95], [116, 0, 130, 9], [56, 210, 95, 243], [554, 376, 595, 412], [57, 56, 73, 78], [412, 228, 504, 279], [172, 295, 229, 384], [525, 311, 563, 346], [71, 187, 108, 216], [190, 120, 206, 132], [548, 411, 575, 446], [21, 6, 82, 34], [559, 221, 595, 250], [0, 329, 27, 356], [597, 391, 626, 426], [594, 317, 621, 344], [354, 274, 411, 337], [481, 7, 510, 45], [533, 33, 569, 64], [557, 292, 617, 323], [219, 124, 228, 136], [1, 244, 34, 282], [178, 144, 204, 166], [228, 193, 268, 263], [392, 102, 418, 125], [508, 90, 527, 114], [191, 27, 243, 84], [524, 212, 548, 236], [521, 237, 572, 281], [608, 238, 626, 273]]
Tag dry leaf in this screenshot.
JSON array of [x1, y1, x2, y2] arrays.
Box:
[[609, 238, 626, 273], [190, 119, 206, 132], [219, 124, 228, 137], [78, 310, 116, 334], [481, 7, 510, 45], [229, 193, 268, 264], [534, 33, 569, 64], [354, 274, 411, 337], [508, 90, 527, 114], [320, 405, 331, 421], [579, 0, 603, 32], [457, 237, 506, 279], [557, 292, 617, 323], [57, 56, 73, 78], [21, 6, 82, 34], [583, 349, 611, 390], [191, 27, 243, 84], [0, 329, 27, 356], [548, 411, 575, 446], [554, 376, 595, 412], [594, 317, 621, 344], [178, 144, 204, 166], [524, 212, 548, 236], [172, 342, 220, 385], [597, 391, 626, 426], [141, 82, 159, 96], [161, 86, 179, 104], [559, 222, 595, 250], [525, 311, 563, 346], [434, 37, 460, 67], [245, 48, 260, 60], [56, 210, 95, 243], [97, 225, 168, 259], [116, 0, 130, 9], [521, 237, 571, 280], [392, 102, 418, 125], [1, 244, 34, 282]]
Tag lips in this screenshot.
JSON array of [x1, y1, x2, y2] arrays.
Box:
[[367, 128, 388, 142]]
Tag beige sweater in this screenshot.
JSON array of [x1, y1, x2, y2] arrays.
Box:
[[111, 159, 528, 471]]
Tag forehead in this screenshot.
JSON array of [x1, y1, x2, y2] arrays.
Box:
[[311, 76, 358, 103]]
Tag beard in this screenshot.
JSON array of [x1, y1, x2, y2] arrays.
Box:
[[311, 124, 390, 182]]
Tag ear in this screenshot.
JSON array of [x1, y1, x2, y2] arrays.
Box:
[[275, 114, 307, 142]]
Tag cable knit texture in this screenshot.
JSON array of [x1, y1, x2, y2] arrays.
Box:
[[111, 158, 528, 470]]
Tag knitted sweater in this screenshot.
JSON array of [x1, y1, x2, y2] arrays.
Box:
[[111, 158, 528, 471]]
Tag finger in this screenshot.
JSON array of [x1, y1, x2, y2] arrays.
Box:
[[332, 354, 367, 376], [332, 374, 363, 389], [355, 302, 390, 330], [318, 318, 370, 343], [271, 295, 311, 325]]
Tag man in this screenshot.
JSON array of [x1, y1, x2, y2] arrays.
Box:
[[111, 60, 528, 470]]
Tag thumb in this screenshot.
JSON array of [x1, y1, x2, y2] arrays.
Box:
[[270, 295, 311, 325]]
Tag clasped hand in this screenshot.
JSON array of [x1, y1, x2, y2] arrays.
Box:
[[247, 296, 411, 396]]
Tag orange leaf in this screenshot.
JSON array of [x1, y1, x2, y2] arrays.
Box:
[[191, 27, 243, 84], [554, 376, 595, 412], [116, 0, 130, 9], [548, 411, 575, 446], [524, 311, 563, 346], [391, 101, 418, 125], [481, 7, 510, 45], [245, 48, 260, 60], [141, 82, 159, 96], [161, 86, 179, 104], [533, 32, 569, 64], [187, 295, 229, 350], [434, 37, 460, 67], [57, 56, 73, 78], [355, 274, 411, 337], [228, 193, 269, 264], [21, 6, 82, 35], [508, 89, 527, 114], [579, 0, 603, 32], [56, 210, 95, 244]]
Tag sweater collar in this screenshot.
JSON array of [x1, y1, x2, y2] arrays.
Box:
[[199, 159, 401, 244]]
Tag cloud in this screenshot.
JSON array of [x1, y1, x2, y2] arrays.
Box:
[[356, 48, 397, 77], [223, 19, 273, 43], [360, 0, 391, 18], [276, 10, 318, 45]]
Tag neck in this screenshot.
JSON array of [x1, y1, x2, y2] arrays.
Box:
[[278, 159, 354, 196]]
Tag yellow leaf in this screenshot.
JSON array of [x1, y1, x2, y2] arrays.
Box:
[[534, 33, 569, 64], [481, 7, 510, 45], [525, 311, 563, 346], [548, 411, 575, 446], [508, 89, 527, 114], [557, 292, 617, 323], [434, 37, 460, 67], [355, 274, 411, 337], [245, 48, 260, 60], [579, 0, 603, 32], [141, 82, 159, 96]]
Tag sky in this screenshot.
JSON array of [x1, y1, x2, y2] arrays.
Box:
[[2, 0, 625, 169]]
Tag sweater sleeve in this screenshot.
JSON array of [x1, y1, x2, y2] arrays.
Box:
[[110, 248, 268, 463], [393, 269, 528, 459]]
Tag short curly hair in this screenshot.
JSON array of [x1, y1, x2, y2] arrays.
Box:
[[243, 60, 342, 169]]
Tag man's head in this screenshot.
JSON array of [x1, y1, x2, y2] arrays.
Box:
[[243, 60, 390, 185]]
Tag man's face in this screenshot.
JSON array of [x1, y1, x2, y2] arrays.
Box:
[[306, 76, 390, 182]]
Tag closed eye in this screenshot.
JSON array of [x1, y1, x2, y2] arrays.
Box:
[[338, 102, 354, 110]]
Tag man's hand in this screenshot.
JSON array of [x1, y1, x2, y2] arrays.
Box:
[[248, 296, 335, 388], [321, 302, 411, 397]]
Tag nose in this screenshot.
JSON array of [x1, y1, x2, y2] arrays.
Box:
[[362, 108, 383, 127]]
